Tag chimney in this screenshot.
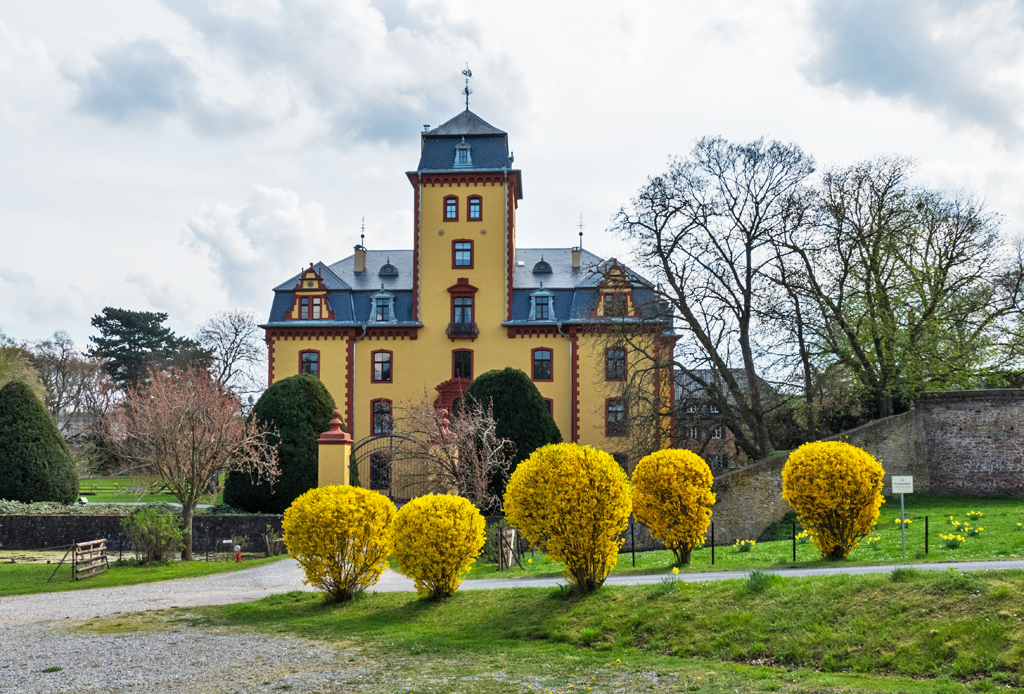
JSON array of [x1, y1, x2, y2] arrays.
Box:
[[354, 245, 366, 274], [571, 246, 581, 269]]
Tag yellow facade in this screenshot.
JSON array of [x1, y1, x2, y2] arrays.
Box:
[[264, 109, 673, 492]]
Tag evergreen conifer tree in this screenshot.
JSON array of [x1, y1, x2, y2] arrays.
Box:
[[0, 380, 79, 503], [223, 374, 337, 513]]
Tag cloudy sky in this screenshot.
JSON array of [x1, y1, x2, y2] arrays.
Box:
[[2, 0, 1024, 346]]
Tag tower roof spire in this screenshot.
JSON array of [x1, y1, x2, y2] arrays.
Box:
[[461, 63, 473, 111]]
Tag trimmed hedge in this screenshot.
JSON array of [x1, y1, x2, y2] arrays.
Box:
[[223, 375, 337, 514], [0, 380, 78, 504]]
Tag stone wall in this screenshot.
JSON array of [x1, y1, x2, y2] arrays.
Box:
[[823, 410, 928, 494], [919, 390, 1024, 496], [0, 514, 283, 554]]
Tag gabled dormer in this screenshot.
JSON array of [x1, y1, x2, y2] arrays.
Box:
[[287, 263, 336, 321], [593, 260, 639, 318]]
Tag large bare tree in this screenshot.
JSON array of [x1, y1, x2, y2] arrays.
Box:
[[196, 310, 266, 406], [612, 137, 814, 459], [105, 367, 279, 560], [30, 332, 109, 434]]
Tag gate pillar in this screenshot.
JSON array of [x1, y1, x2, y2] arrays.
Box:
[[318, 409, 353, 487]]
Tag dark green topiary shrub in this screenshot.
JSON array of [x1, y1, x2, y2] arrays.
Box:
[[0, 380, 79, 504], [463, 367, 562, 496], [223, 374, 337, 513]]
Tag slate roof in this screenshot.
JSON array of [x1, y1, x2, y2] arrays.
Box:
[[272, 261, 351, 292], [416, 110, 512, 171], [426, 110, 506, 136], [265, 246, 665, 329], [330, 250, 414, 291]]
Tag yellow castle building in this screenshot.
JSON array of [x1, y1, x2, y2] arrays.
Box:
[[263, 108, 674, 491]]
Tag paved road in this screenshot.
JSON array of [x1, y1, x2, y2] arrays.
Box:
[[5, 557, 1024, 626]]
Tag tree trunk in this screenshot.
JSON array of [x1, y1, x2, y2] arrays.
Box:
[[181, 505, 194, 561]]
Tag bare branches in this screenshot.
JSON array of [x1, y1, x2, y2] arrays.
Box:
[[104, 367, 279, 560], [388, 395, 513, 513], [196, 310, 267, 405]]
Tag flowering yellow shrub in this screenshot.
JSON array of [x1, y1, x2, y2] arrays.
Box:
[[631, 449, 715, 565], [781, 441, 884, 560], [392, 494, 485, 598], [282, 485, 396, 602], [503, 443, 631, 592]]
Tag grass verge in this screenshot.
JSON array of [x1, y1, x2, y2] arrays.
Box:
[[177, 568, 1024, 692], [467, 493, 1024, 579], [0, 553, 289, 597]]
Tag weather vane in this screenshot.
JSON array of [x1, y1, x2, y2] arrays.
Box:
[[578, 214, 584, 248], [360, 217, 365, 247], [462, 63, 473, 111]]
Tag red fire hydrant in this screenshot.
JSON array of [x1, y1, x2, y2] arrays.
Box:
[[234, 544, 241, 563]]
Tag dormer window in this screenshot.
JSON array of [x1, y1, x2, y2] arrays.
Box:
[[370, 287, 397, 324], [532, 257, 552, 274], [453, 138, 473, 168], [300, 297, 309, 319], [528, 285, 555, 322]]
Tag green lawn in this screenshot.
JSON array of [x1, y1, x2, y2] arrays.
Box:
[[467, 493, 1024, 580], [77, 476, 223, 504], [0, 553, 289, 597], [167, 567, 1024, 692]]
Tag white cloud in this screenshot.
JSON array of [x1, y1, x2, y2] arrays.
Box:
[[184, 185, 343, 307], [0, 269, 93, 340]]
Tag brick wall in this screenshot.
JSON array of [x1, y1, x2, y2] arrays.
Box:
[[919, 390, 1024, 496]]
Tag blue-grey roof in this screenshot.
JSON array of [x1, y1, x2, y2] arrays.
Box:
[[425, 110, 505, 136], [512, 249, 652, 290], [417, 135, 511, 171], [272, 262, 351, 292], [330, 250, 414, 291]]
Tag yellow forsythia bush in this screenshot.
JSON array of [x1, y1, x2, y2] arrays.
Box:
[[392, 493, 485, 599], [781, 441, 885, 560], [504, 443, 631, 592], [632, 449, 715, 565], [282, 485, 396, 602]]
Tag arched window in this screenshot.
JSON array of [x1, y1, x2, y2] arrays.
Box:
[[371, 399, 393, 435], [452, 350, 473, 380], [299, 350, 320, 378], [605, 347, 626, 381], [531, 347, 553, 382], [452, 240, 473, 268], [468, 195, 482, 221], [444, 196, 458, 222], [605, 398, 627, 437], [372, 350, 392, 383]]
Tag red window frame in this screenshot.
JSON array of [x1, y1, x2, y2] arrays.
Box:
[[452, 349, 474, 380], [371, 349, 393, 383], [605, 346, 627, 381], [467, 195, 482, 221], [452, 239, 474, 269], [451, 295, 474, 324], [605, 397, 627, 437], [371, 398, 393, 435], [298, 349, 320, 378], [444, 195, 459, 222], [531, 347, 554, 382]]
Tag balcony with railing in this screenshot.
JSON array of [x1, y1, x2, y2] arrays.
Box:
[[446, 322, 479, 339]]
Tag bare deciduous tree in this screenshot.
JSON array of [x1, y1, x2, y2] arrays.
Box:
[[30, 331, 109, 433], [196, 310, 266, 405], [105, 367, 279, 560], [389, 395, 513, 512], [612, 137, 814, 459]]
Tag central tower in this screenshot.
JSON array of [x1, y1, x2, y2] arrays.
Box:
[[406, 110, 523, 329]]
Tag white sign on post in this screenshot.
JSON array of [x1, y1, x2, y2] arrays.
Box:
[[891, 476, 914, 494]]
